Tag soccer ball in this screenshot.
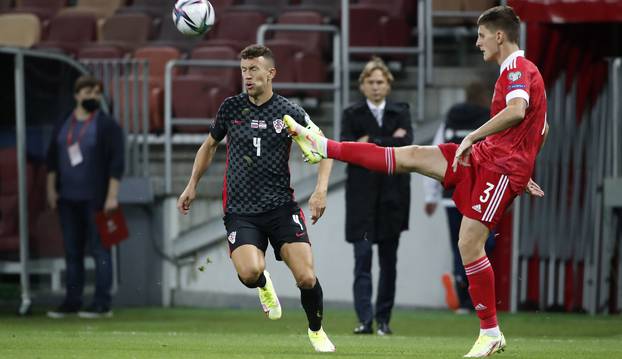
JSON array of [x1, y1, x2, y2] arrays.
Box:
[[172, 0, 215, 36]]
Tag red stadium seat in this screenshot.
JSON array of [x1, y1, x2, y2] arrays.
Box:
[[228, 0, 289, 17], [58, 0, 125, 20], [36, 13, 97, 56], [266, 11, 327, 55], [77, 45, 125, 59], [130, 46, 182, 132], [202, 11, 268, 52], [287, 0, 338, 22], [12, 0, 66, 22], [172, 75, 235, 133], [97, 13, 152, 52], [209, 0, 235, 14], [116, 0, 169, 18], [30, 208, 65, 257], [347, 5, 384, 47], [189, 46, 240, 91], [358, 0, 416, 21]]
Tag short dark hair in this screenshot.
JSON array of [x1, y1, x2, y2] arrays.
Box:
[[477, 5, 520, 44], [74, 75, 103, 94], [239, 44, 275, 67]]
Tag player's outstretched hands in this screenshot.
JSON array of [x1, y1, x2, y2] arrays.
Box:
[[525, 178, 544, 197], [177, 185, 197, 215], [309, 190, 327, 224], [452, 135, 474, 172]]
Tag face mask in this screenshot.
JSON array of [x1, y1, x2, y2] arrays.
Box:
[[81, 98, 100, 113]]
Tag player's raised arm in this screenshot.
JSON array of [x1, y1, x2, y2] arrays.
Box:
[[452, 98, 527, 172], [177, 134, 220, 214]]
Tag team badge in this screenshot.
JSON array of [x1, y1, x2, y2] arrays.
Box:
[[228, 231, 237, 244], [508, 71, 522, 82], [273, 118, 284, 133]]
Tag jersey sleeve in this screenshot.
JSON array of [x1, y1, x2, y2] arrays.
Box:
[[290, 103, 310, 127], [501, 60, 531, 106], [210, 99, 229, 142]]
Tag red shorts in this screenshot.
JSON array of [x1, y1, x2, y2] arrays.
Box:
[[438, 143, 518, 231]]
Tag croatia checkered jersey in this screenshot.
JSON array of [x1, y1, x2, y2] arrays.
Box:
[[209, 93, 310, 214], [471, 50, 547, 193]]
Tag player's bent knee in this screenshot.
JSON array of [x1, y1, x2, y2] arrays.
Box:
[[296, 272, 316, 289], [237, 268, 263, 288]]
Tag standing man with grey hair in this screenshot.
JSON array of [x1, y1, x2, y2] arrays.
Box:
[[342, 57, 413, 336]]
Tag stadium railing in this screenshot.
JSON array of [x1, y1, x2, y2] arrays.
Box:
[[514, 57, 622, 315], [0, 47, 119, 315], [256, 23, 342, 136], [341, 0, 425, 121], [80, 59, 151, 178]]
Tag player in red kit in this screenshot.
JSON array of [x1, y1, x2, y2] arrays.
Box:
[[284, 5, 549, 357]]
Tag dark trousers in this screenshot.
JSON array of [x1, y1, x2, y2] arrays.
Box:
[[352, 237, 399, 325], [58, 200, 112, 308], [446, 206, 496, 309]]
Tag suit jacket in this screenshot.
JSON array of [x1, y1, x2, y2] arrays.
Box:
[[341, 100, 413, 243]]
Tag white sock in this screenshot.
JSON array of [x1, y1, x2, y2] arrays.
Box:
[[480, 326, 501, 337]]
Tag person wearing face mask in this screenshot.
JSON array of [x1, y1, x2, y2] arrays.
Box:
[[46, 75, 125, 319], [341, 57, 413, 336]]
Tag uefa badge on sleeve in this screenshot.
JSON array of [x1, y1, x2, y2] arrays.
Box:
[[508, 71, 522, 82], [273, 118, 284, 134]]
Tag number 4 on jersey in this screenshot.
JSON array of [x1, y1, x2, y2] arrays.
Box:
[[253, 137, 261, 157]]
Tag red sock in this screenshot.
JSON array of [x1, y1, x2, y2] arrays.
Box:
[[326, 140, 395, 174], [465, 256, 498, 329]]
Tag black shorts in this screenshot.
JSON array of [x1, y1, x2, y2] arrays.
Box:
[[223, 203, 310, 261]]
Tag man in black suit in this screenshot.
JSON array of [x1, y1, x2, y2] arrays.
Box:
[[341, 57, 413, 335]]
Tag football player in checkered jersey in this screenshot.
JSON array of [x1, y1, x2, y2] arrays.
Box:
[[177, 44, 335, 352]]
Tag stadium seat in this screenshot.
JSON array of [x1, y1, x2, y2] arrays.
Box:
[[264, 41, 297, 97], [116, 0, 170, 19], [98, 13, 152, 52], [286, 0, 338, 22], [202, 11, 268, 52], [0, 13, 41, 47], [189, 46, 240, 92], [0, 0, 13, 13], [228, 0, 289, 17], [58, 0, 125, 20], [209, 0, 235, 14], [11, 0, 66, 22], [0, 194, 19, 252], [36, 13, 97, 56], [77, 45, 125, 59], [358, 0, 416, 21], [266, 11, 327, 55], [130, 46, 182, 132], [433, 0, 465, 26], [172, 75, 234, 133], [347, 5, 384, 47], [30, 208, 65, 257]]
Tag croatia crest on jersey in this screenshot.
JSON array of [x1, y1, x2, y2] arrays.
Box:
[[273, 118, 284, 133], [228, 231, 236, 244]]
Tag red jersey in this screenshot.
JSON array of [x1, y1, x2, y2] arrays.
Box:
[[471, 50, 547, 193]]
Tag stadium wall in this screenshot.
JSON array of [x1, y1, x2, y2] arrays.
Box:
[[171, 174, 454, 309]]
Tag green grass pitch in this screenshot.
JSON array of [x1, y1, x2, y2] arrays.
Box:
[[1, 308, 621, 358]]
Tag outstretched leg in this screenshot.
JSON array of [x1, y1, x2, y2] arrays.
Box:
[[283, 115, 447, 180], [281, 242, 335, 352]]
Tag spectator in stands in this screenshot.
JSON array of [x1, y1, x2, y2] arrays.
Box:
[[341, 57, 413, 336], [423, 81, 495, 313], [46, 75, 124, 319]]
